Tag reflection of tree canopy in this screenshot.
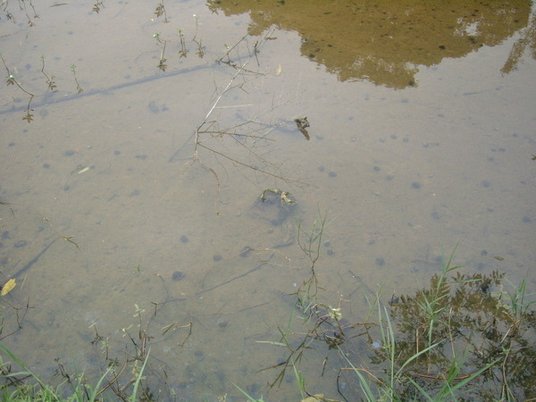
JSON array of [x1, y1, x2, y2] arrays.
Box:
[[207, 0, 532, 88], [502, 10, 536, 74]]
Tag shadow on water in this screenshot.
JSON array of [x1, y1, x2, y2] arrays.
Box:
[[0, 62, 216, 116], [208, 0, 534, 88]]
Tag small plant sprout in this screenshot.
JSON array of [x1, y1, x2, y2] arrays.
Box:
[[92, 0, 104, 13], [1, 54, 35, 122], [193, 14, 199, 37], [11, 0, 38, 26], [70, 64, 83, 93], [177, 29, 188, 58], [253, 39, 260, 66], [21, 109, 33, 122], [192, 14, 205, 58], [40, 56, 57, 91], [194, 37, 205, 58], [153, 33, 168, 71], [62, 235, 80, 249], [295, 212, 329, 309], [154, 0, 168, 23], [5, 73, 15, 86]]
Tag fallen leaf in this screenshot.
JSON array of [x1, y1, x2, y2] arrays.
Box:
[[1, 278, 16, 296]]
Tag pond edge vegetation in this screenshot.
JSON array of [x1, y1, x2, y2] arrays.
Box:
[[1, 214, 535, 401]]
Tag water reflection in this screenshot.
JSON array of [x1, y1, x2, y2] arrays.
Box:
[[208, 0, 533, 88]]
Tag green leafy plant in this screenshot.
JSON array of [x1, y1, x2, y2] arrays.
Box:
[[0, 341, 120, 401], [269, 247, 536, 401]]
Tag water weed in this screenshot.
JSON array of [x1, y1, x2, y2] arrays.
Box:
[[262, 247, 536, 401]]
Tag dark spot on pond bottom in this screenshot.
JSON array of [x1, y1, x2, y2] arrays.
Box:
[[240, 246, 253, 257], [180, 235, 189, 243], [375, 257, 385, 267], [172, 271, 185, 281], [14, 240, 28, 248], [411, 181, 421, 189], [194, 350, 204, 362], [246, 383, 261, 397]]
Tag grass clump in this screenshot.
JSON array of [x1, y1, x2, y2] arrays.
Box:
[[262, 233, 536, 402], [1, 237, 534, 401], [377, 264, 536, 401], [0, 341, 150, 401]]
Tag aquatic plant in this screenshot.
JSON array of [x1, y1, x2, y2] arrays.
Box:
[[263, 247, 536, 401], [70, 64, 83, 94], [0, 340, 150, 402], [154, 0, 168, 23], [1, 54, 34, 122]]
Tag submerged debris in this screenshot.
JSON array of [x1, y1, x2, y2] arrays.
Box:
[[0, 278, 16, 296], [294, 116, 310, 140], [260, 188, 296, 206], [172, 271, 185, 281], [249, 188, 298, 227]]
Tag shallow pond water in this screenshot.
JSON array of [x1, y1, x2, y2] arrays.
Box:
[[1, 1, 535, 400]]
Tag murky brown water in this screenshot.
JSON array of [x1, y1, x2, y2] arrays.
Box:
[[1, 1, 535, 400]]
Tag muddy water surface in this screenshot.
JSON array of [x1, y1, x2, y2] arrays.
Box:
[[1, 1, 535, 400]]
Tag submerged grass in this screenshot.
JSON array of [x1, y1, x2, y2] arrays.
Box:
[[256, 222, 536, 401], [1, 246, 534, 401], [338, 258, 535, 401], [0, 341, 150, 401], [339, 303, 501, 402]]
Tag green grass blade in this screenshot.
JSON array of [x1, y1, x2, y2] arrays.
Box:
[[233, 383, 265, 401], [129, 348, 150, 402], [88, 366, 113, 402], [337, 347, 377, 402], [0, 341, 52, 393]]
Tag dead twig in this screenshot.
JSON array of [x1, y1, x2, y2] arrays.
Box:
[[193, 62, 249, 159]]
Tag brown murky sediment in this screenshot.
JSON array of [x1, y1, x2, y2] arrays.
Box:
[[1, 1, 535, 400]]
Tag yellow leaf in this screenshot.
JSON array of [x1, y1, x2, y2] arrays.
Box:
[[1, 278, 16, 296]]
